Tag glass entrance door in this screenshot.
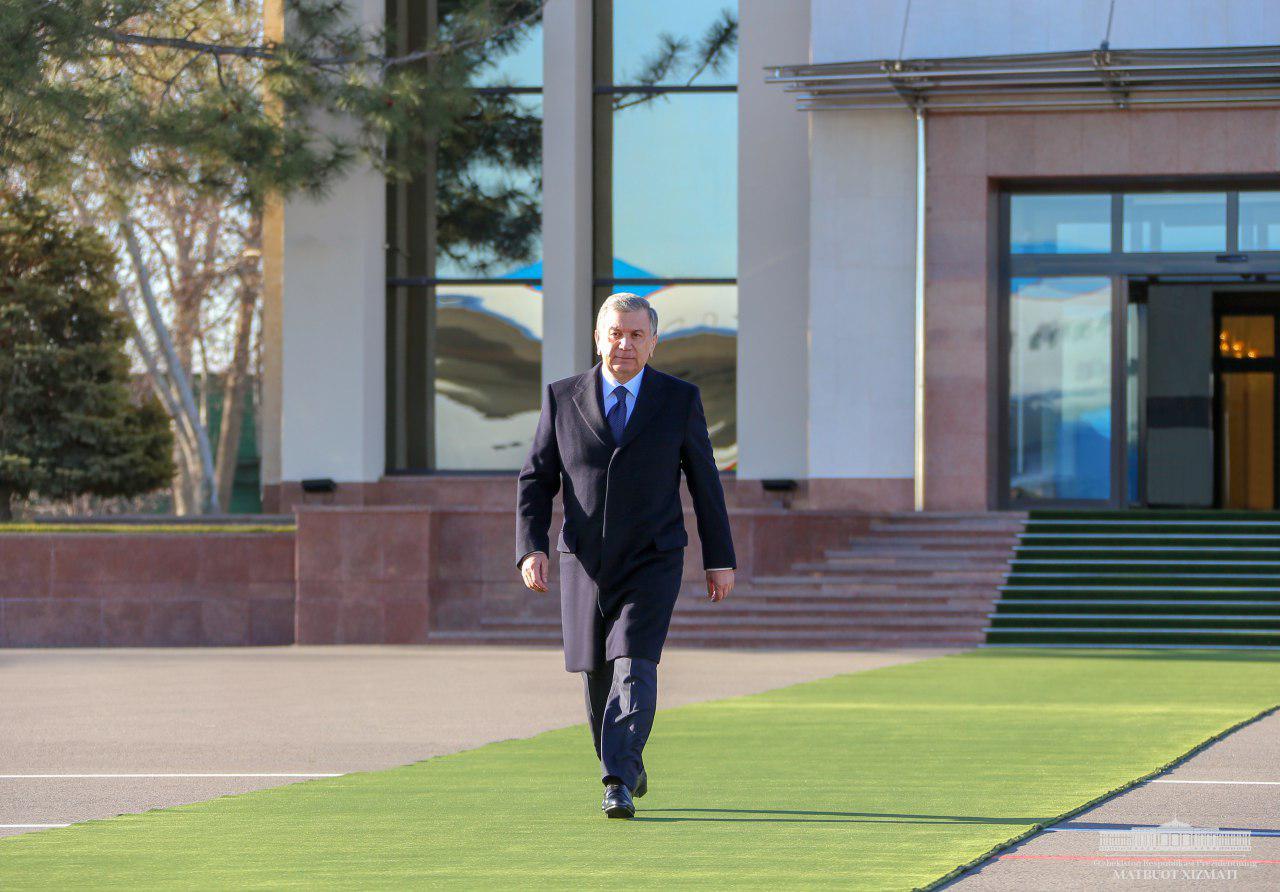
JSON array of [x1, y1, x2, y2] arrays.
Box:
[[1215, 312, 1279, 509]]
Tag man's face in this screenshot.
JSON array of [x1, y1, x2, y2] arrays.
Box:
[[594, 308, 656, 381]]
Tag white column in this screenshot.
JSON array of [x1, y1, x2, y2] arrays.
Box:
[[808, 110, 917, 478], [737, 0, 811, 480], [279, 0, 387, 484], [541, 0, 595, 382]]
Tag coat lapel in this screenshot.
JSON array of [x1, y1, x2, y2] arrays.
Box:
[[571, 361, 613, 448], [616, 366, 666, 449]]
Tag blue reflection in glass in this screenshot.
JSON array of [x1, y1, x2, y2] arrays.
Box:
[[612, 92, 736, 278], [1239, 192, 1280, 251], [612, 1, 738, 86], [1009, 277, 1112, 501], [1123, 192, 1226, 252], [1010, 194, 1110, 254]]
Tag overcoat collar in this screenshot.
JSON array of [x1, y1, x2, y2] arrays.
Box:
[[571, 360, 667, 450], [569, 361, 612, 447]]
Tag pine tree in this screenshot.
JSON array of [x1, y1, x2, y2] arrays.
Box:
[[0, 188, 175, 521]]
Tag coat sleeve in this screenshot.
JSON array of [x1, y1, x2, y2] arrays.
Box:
[[679, 384, 736, 570], [515, 383, 562, 568]]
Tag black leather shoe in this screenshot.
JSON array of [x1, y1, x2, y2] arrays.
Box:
[[601, 782, 635, 819], [633, 769, 648, 798]]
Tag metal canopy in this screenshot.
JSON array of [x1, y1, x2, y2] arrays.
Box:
[[767, 45, 1280, 112]]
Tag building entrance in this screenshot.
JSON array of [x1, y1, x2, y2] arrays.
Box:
[[1131, 284, 1280, 509]]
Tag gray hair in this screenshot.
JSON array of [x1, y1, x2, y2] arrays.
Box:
[[596, 292, 658, 336]]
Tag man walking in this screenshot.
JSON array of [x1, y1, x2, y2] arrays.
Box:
[[516, 292, 736, 819]]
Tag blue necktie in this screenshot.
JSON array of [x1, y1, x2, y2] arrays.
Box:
[[607, 385, 628, 444]]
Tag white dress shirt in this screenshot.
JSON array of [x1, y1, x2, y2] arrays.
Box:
[[599, 363, 732, 572], [600, 362, 643, 425]]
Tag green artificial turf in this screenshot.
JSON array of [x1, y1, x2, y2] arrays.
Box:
[[2, 649, 1278, 890]]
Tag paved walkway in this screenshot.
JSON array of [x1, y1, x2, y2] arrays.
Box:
[[947, 710, 1280, 890], [0, 644, 955, 838]]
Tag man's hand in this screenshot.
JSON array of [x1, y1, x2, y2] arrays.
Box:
[[706, 568, 734, 602], [520, 551, 549, 592]]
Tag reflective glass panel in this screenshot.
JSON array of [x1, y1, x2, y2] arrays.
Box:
[[1009, 194, 1111, 254], [611, 0, 738, 86], [608, 92, 736, 278], [648, 284, 737, 470], [434, 283, 542, 470], [454, 8, 542, 87], [1126, 301, 1143, 504], [1239, 191, 1280, 251], [435, 94, 541, 278], [1009, 277, 1112, 501], [1122, 192, 1226, 252]]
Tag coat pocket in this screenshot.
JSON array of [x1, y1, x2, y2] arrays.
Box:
[[652, 527, 689, 551]]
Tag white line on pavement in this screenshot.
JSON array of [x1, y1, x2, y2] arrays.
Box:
[[1151, 779, 1280, 785], [0, 773, 344, 779], [2, 824, 73, 828]]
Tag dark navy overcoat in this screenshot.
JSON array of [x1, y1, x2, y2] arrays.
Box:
[[515, 361, 736, 672]]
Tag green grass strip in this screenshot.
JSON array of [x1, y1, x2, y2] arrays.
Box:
[[1, 648, 1277, 890], [0, 524, 294, 533]]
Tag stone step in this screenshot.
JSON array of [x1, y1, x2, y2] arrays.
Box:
[[430, 631, 982, 646], [425, 628, 983, 648], [838, 537, 1018, 547], [789, 564, 1008, 580], [670, 617, 985, 632], [696, 592, 998, 609], [869, 521, 1027, 533], [479, 615, 985, 633], [667, 630, 986, 646], [754, 575, 1004, 593], [815, 551, 1013, 565], [674, 601, 994, 616]]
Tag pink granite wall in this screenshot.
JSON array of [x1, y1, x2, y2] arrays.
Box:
[[292, 503, 868, 644], [293, 506, 433, 644], [0, 505, 871, 647], [925, 108, 1280, 509], [266, 473, 912, 514], [0, 532, 295, 646]]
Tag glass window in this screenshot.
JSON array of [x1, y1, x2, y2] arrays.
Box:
[[595, 1, 738, 469], [1010, 194, 1111, 254], [612, 1, 738, 86], [436, 94, 542, 278], [387, 4, 544, 471], [608, 92, 736, 279], [1239, 191, 1280, 251], [1125, 301, 1143, 505], [649, 284, 738, 469], [433, 284, 543, 471], [1009, 277, 1113, 501], [468, 19, 543, 88], [1122, 192, 1226, 252]]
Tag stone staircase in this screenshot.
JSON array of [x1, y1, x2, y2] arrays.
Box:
[[427, 512, 1025, 650], [985, 510, 1280, 649]]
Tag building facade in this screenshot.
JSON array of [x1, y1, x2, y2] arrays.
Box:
[[262, 0, 1280, 516]]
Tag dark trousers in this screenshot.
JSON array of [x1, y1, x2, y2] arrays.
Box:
[[581, 655, 658, 791]]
